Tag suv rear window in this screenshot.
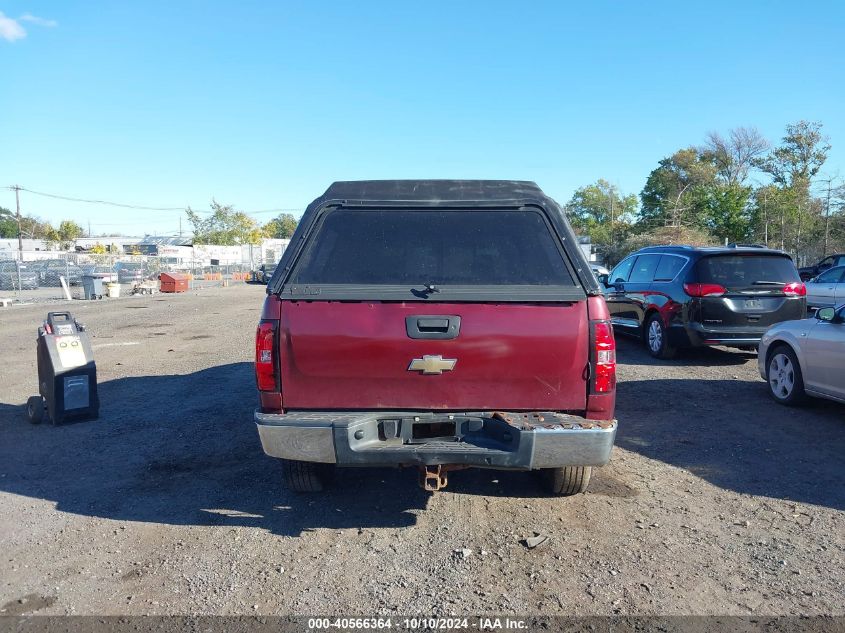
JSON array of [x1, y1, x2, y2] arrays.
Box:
[[694, 254, 800, 288], [290, 209, 574, 287]]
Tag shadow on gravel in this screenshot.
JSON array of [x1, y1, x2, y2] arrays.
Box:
[[615, 334, 757, 366], [614, 334, 845, 510], [615, 376, 845, 511], [0, 362, 428, 537], [438, 465, 639, 499]]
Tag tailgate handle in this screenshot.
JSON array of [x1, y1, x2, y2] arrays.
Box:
[[406, 315, 461, 340]]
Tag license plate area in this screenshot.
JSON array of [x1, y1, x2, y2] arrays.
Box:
[[378, 414, 486, 444], [412, 421, 456, 441]]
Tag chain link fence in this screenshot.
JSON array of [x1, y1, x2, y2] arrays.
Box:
[[0, 251, 262, 304]]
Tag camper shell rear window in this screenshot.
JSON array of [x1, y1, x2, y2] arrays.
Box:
[[283, 207, 586, 302]]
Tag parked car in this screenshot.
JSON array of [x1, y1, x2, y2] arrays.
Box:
[[601, 245, 806, 359], [0, 260, 39, 290], [591, 264, 609, 276], [759, 304, 845, 405], [798, 253, 845, 281], [254, 180, 617, 495], [30, 259, 83, 286], [255, 263, 277, 284], [805, 265, 845, 311], [79, 263, 118, 282], [114, 262, 149, 284]]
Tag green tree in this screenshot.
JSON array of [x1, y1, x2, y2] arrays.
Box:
[[701, 182, 754, 244], [565, 179, 637, 264], [754, 121, 831, 261], [185, 200, 263, 245], [18, 215, 51, 239], [263, 212, 299, 239], [757, 121, 830, 194], [44, 220, 84, 248], [0, 207, 17, 238], [640, 144, 755, 244], [639, 147, 718, 232]]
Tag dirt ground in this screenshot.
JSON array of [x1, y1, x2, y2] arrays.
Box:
[[0, 284, 842, 616]]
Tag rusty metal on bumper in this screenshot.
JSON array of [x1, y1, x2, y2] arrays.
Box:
[[254, 410, 617, 470]]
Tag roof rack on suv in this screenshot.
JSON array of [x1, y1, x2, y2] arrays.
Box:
[[637, 245, 695, 252]]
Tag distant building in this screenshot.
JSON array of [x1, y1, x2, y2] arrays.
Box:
[[127, 236, 290, 267], [577, 236, 598, 263], [130, 235, 192, 255], [74, 236, 143, 252], [0, 238, 61, 260]]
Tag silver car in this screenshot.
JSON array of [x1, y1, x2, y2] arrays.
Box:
[[805, 265, 845, 310], [759, 304, 845, 405]]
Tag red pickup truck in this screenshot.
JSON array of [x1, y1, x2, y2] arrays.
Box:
[[254, 180, 616, 495]]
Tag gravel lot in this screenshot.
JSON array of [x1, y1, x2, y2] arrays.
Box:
[[0, 284, 843, 616]]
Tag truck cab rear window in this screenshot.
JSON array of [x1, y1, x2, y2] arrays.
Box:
[[290, 209, 575, 287]]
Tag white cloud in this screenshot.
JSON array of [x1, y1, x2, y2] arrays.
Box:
[[0, 11, 58, 42], [0, 12, 26, 42], [19, 13, 58, 28]]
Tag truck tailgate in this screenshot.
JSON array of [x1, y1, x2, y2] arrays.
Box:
[[278, 301, 589, 411]]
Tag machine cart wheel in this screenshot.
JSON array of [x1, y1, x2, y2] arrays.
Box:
[[26, 396, 45, 424]]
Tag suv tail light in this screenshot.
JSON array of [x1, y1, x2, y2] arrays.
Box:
[[684, 283, 727, 297], [592, 320, 616, 393], [783, 282, 806, 296], [255, 319, 279, 391]]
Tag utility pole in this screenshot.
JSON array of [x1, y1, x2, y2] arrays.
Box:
[[609, 189, 615, 253], [823, 177, 833, 257], [762, 188, 768, 247], [13, 184, 23, 256]]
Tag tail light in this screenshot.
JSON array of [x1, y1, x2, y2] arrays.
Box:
[[684, 283, 727, 297], [592, 320, 616, 393], [255, 319, 279, 391], [783, 282, 806, 296]]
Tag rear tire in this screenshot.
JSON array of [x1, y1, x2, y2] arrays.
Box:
[[542, 466, 592, 496], [766, 345, 807, 406], [644, 313, 677, 359], [281, 459, 333, 492], [26, 396, 44, 424]]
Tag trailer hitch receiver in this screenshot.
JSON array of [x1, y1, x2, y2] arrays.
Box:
[[419, 465, 448, 491]]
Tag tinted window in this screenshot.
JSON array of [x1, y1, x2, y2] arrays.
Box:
[[291, 209, 574, 286], [695, 255, 800, 287], [653, 255, 686, 282], [610, 257, 635, 283], [835, 256, 845, 267], [628, 254, 661, 283], [815, 267, 845, 283]]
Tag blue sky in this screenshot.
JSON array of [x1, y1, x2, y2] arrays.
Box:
[[1, 1, 844, 236]]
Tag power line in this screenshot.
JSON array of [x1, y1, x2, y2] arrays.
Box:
[[5, 185, 303, 218], [8, 186, 186, 211]]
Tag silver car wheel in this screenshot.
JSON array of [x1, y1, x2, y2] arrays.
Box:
[[769, 353, 795, 399], [648, 320, 662, 353]]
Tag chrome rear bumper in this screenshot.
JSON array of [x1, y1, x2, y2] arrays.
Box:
[[255, 410, 616, 470]]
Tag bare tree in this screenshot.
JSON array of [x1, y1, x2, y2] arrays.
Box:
[[702, 126, 769, 184], [757, 120, 830, 191]]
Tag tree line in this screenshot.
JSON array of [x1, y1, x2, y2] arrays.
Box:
[[0, 210, 86, 248], [566, 120, 844, 267], [184, 202, 298, 245], [0, 202, 299, 247]]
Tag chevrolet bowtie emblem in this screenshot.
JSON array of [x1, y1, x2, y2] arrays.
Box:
[[408, 355, 457, 375]]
